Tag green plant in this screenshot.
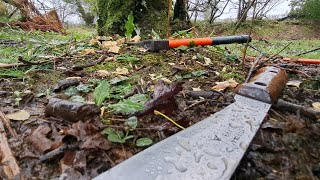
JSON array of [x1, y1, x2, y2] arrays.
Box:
[[125, 14, 135, 41], [108, 94, 148, 115], [13, 91, 22, 106], [102, 116, 153, 147], [94, 80, 112, 106]]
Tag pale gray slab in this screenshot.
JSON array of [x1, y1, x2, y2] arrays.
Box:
[[94, 95, 271, 180]]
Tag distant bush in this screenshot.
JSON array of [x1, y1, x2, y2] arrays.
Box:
[[301, 0, 320, 20]]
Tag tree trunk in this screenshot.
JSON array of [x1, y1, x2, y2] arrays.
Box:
[[97, 0, 169, 37], [173, 0, 188, 21]]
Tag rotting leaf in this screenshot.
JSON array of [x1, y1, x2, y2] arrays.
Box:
[[113, 67, 129, 75], [63, 121, 111, 150], [136, 138, 153, 147], [6, 110, 30, 121], [312, 102, 320, 111], [94, 80, 111, 106], [136, 80, 182, 116], [26, 124, 54, 153], [212, 79, 239, 92]]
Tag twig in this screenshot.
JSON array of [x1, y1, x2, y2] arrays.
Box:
[[0, 110, 18, 138], [241, 0, 257, 65], [295, 47, 320, 57], [154, 110, 185, 130], [184, 100, 207, 111], [0, 119, 21, 179], [245, 55, 263, 83], [71, 55, 108, 71], [18, 56, 50, 65], [263, 42, 292, 64], [39, 144, 78, 163]]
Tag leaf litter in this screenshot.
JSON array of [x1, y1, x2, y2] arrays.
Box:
[[0, 27, 319, 179]]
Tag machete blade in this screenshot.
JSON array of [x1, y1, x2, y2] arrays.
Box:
[[94, 67, 288, 180]]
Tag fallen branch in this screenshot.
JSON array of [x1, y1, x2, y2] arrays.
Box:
[[0, 117, 21, 179], [273, 99, 320, 119]]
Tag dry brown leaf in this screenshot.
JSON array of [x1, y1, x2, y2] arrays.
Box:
[[113, 67, 129, 75], [109, 46, 120, 54], [100, 41, 117, 50], [131, 35, 141, 42], [192, 87, 202, 91], [89, 38, 101, 46], [287, 80, 301, 88], [212, 79, 239, 92], [312, 102, 320, 110], [116, 38, 126, 45], [204, 57, 212, 65], [96, 70, 111, 77], [80, 49, 95, 56], [26, 124, 54, 153], [6, 110, 30, 121]]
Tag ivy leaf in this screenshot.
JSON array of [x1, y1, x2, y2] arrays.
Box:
[[125, 14, 135, 40], [136, 138, 153, 147], [94, 80, 111, 106], [124, 116, 138, 129]]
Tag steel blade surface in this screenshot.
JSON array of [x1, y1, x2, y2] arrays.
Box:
[[94, 95, 271, 180]]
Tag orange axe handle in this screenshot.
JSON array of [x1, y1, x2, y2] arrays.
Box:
[[282, 57, 320, 64], [168, 35, 252, 48]]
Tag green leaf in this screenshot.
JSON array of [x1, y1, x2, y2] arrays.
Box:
[[65, 86, 78, 96], [69, 95, 86, 103], [125, 116, 138, 129], [110, 77, 129, 85], [108, 133, 126, 143], [111, 83, 133, 99], [191, 70, 208, 77], [76, 83, 92, 93], [128, 94, 148, 104], [136, 138, 153, 147], [125, 14, 135, 40], [108, 99, 145, 115], [101, 128, 116, 135], [124, 135, 135, 140], [116, 54, 139, 63], [94, 80, 111, 106]]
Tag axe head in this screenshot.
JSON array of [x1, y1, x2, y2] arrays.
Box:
[[142, 40, 169, 51]]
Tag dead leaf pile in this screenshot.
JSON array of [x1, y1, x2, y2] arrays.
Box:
[[62, 121, 112, 150]]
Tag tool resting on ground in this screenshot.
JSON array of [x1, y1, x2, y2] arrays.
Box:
[[128, 35, 251, 51], [95, 66, 288, 180]]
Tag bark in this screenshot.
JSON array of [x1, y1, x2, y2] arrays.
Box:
[[173, 0, 188, 21]]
